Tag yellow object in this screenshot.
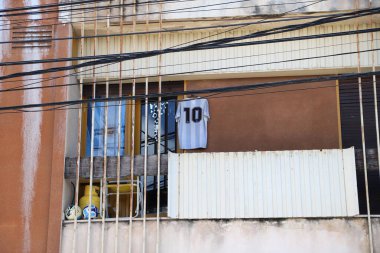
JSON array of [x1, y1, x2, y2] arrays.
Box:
[[106, 184, 139, 218], [107, 184, 137, 193], [79, 185, 100, 211]]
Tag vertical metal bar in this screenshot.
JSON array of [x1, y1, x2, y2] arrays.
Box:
[[156, 2, 163, 253], [355, 1, 374, 250], [100, 1, 111, 252], [71, 3, 85, 253], [115, 1, 124, 252], [86, 2, 98, 253], [369, 0, 380, 182], [336, 80, 342, 149], [142, 3, 150, 253], [128, 1, 137, 253], [165, 108, 168, 153]]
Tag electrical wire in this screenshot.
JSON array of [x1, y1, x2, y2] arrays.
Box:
[[168, 0, 326, 49], [0, 76, 373, 115], [1, 79, 376, 114], [0, 0, 325, 34], [1, 34, 374, 90], [1, 5, 376, 67], [0, 25, 378, 83], [2, 11, 341, 45], [1, 70, 379, 112], [0, 0, 195, 18], [0, 0, 307, 26], [0, 0, 197, 30], [1, 46, 379, 94], [4, 79, 377, 115], [2, 0, 251, 33], [0, 0, 107, 13], [60, 37, 380, 81], [0, 0, 366, 95], [3, 0, 330, 80]]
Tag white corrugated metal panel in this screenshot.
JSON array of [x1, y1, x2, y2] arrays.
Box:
[[168, 148, 359, 219], [78, 24, 380, 80]]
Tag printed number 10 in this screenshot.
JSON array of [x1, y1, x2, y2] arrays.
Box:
[[184, 107, 202, 123]]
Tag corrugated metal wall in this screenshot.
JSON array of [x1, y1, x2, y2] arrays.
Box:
[[168, 148, 359, 218], [79, 24, 380, 79]]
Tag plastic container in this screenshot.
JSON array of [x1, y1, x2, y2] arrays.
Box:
[[79, 185, 100, 212]]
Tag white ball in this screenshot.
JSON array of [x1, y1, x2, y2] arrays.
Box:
[[65, 205, 82, 220]]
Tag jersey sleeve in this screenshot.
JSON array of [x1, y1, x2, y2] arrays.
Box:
[[175, 102, 182, 122], [203, 99, 210, 120]]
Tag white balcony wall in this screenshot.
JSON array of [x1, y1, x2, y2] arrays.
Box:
[[78, 24, 380, 80], [168, 148, 359, 219], [61, 218, 379, 253]]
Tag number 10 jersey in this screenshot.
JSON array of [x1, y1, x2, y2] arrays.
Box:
[[175, 98, 210, 149]]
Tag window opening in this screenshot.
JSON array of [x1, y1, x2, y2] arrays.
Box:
[[85, 101, 126, 157]]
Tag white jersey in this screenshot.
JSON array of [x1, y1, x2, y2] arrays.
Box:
[[175, 98, 210, 149]]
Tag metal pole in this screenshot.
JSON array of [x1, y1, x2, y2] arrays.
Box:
[[86, 1, 98, 252], [142, 2, 150, 253], [100, 1, 111, 252], [156, 2, 163, 253], [369, 0, 380, 182], [356, 0, 374, 250], [128, 1, 137, 252], [71, 3, 85, 252], [114, 0, 124, 252]]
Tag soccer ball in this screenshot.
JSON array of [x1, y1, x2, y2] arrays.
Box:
[[65, 205, 82, 220], [83, 205, 99, 219]]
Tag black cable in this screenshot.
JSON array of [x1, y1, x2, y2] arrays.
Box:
[[0, 71, 379, 112], [1, 0, 323, 56], [0, 25, 378, 83], [0, 5, 375, 67], [1, 0, 196, 30], [0, 0, 196, 18], [0, 0, 295, 23], [166, 0, 326, 49], [185, 6, 380, 49], [0, 0, 328, 31], [0, 0, 324, 70], [0, 0, 108, 13], [0, 0, 324, 99], [58, 38, 380, 82], [1, 79, 376, 114], [23, 84, 380, 121], [0, 0, 360, 95], [2, 46, 379, 94], [0, 13, 336, 34], [3, 35, 373, 89], [2, 11, 337, 45], [4, 0, 246, 34]]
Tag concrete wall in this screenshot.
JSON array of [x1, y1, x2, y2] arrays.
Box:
[[187, 76, 340, 152], [0, 1, 72, 252], [61, 218, 379, 253]]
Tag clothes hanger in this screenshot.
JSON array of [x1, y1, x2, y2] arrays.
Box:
[[184, 94, 201, 100]]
